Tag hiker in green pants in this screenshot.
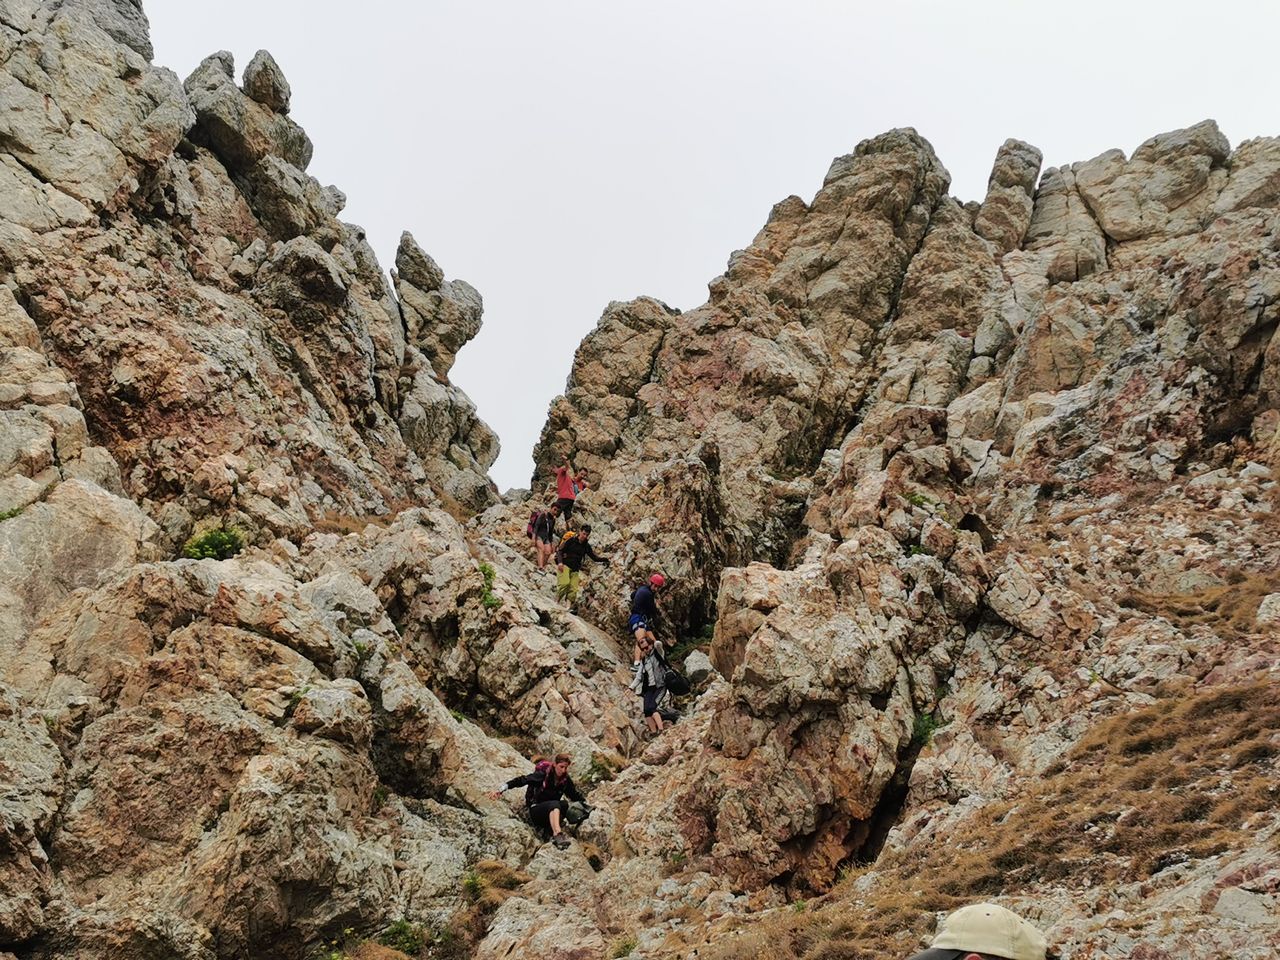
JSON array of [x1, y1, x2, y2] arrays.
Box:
[[555, 524, 608, 604]]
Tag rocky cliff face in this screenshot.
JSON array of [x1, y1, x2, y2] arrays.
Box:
[[497, 120, 1280, 958], [1, 3, 1278, 960]]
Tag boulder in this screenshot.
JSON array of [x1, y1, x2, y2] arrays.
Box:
[[184, 51, 313, 174], [242, 50, 291, 114]]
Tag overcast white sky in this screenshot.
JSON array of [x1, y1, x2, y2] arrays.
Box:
[[145, 1, 1277, 491]]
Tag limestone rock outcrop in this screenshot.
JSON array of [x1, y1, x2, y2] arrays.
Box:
[[483, 118, 1279, 957], [0, 0, 497, 559], [2, 2, 1278, 959]]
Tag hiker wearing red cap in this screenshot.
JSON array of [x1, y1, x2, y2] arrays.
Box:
[[629, 574, 665, 661], [906, 902, 1048, 960]]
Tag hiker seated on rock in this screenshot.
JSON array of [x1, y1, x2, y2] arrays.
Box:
[[630, 635, 667, 735], [488, 754, 584, 849], [905, 901, 1047, 960], [528, 503, 560, 570], [553, 457, 590, 528], [629, 573, 666, 659], [555, 524, 608, 605]]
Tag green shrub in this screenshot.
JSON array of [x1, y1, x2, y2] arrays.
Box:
[[0, 506, 22, 522], [611, 935, 638, 958], [462, 870, 485, 901], [911, 712, 946, 747], [182, 526, 245, 560], [320, 926, 358, 960], [665, 634, 701, 664], [587, 753, 618, 784], [478, 561, 503, 611], [378, 918, 426, 954]]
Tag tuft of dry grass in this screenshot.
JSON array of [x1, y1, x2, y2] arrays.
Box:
[[472, 858, 530, 891], [449, 859, 533, 948], [691, 682, 1280, 960], [1123, 571, 1280, 638], [434, 486, 477, 524]]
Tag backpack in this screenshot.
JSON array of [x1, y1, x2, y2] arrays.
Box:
[[655, 644, 691, 696], [556, 531, 577, 558], [524, 759, 555, 807], [526, 510, 543, 539], [564, 800, 591, 825]]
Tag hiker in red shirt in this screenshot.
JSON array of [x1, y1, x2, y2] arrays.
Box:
[[553, 457, 589, 528]]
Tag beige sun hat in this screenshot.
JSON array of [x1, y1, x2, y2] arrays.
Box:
[[907, 902, 1047, 960]]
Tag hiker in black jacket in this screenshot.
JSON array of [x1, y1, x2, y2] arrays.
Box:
[[488, 754, 583, 848], [555, 524, 608, 604]]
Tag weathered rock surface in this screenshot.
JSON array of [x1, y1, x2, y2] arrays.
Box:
[[480, 118, 1279, 957], [1, 4, 1278, 959], [0, 3, 497, 552]]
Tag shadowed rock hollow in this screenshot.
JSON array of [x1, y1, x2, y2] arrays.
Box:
[[0, 2, 1277, 959]]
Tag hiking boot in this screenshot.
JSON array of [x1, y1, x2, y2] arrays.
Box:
[[551, 833, 571, 849]]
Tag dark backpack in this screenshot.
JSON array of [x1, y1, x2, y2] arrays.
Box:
[[555, 530, 577, 562], [526, 511, 543, 539], [524, 759, 555, 807], [654, 644, 691, 696]]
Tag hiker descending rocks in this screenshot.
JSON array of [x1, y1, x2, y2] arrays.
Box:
[[631, 635, 668, 736], [489, 754, 586, 849], [555, 523, 608, 604], [526, 503, 561, 569], [905, 902, 1048, 960], [553, 457, 590, 528], [630, 573, 665, 660]]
